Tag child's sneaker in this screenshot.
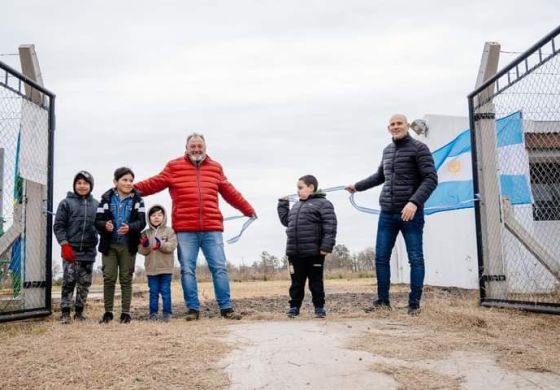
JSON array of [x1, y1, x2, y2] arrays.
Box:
[[286, 307, 299, 318], [314, 307, 326, 318], [120, 313, 132, 324], [148, 313, 158, 321], [162, 313, 172, 323], [60, 308, 71, 324], [99, 311, 113, 324]]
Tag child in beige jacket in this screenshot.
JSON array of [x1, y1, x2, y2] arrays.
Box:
[[139, 205, 177, 321]]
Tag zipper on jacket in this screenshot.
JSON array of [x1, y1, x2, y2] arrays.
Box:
[[196, 165, 203, 230], [154, 226, 160, 246], [391, 146, 398, 209], [79, 198, 87, 251]]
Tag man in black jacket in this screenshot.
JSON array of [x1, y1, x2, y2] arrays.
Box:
[[346, 114, 437, 315]]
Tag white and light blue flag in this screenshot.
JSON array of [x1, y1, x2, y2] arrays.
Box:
[[424, 111, 532, 215]]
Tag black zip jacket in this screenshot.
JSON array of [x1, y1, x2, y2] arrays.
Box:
[[53, 192, 99, 262], [355, 134, 438, 212], [95, 188, 146, 256], [277, 192, 337, 257]]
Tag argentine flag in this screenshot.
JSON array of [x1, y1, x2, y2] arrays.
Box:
[[424, 112, 532, 215]]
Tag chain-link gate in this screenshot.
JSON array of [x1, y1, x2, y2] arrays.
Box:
[[0, 60, 55, 322], [468, 26, 560, 314]]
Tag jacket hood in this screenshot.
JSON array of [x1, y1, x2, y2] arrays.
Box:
[[147, 204, 168, 229]]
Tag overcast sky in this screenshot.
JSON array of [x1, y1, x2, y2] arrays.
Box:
[[1, 1, 559, 267]]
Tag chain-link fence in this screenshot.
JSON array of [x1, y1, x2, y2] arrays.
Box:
[[0, 60, 54, 322], [469, 26, 560, 314]]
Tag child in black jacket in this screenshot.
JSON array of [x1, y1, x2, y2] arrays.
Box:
[[277, 174, 337, 318], [95, 167, 146, 324], [53, 171, 98, 323]]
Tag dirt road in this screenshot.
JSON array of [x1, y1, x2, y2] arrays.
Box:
[[2, 279, 559, 389]]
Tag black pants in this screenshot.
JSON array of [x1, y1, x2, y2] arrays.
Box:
[[288, 255, 325, 308]]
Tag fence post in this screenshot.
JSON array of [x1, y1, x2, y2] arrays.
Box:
[[19, 45, 50, 310], [472, 42, 508, 300]]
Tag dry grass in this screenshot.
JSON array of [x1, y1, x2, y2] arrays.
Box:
[[2, 278, 560, 389], [200, 277, 375, 300], [372, 362, 463, 390], [0, 298, 231, 389], [177, 279, 560, 374], [347, 285, 560, 374]]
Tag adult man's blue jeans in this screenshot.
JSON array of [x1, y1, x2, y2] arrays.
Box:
[[375, 211, 425, 307], [176, 231, 232, 311], [147, 273, 172, 315]]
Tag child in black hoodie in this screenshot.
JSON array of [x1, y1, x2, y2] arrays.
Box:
[[53, 171, 98, 323]]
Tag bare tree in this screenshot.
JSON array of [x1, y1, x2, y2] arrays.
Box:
[[328, 244, 353, 270], [353, 247, 375, 272]]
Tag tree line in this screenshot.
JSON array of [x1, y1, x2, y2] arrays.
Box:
[[52, 244, 375, 283]]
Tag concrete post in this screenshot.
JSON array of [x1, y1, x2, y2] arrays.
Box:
[[18, 45, 44, 106], [473, 42, 507, 299], [19, 44, 47, 309]]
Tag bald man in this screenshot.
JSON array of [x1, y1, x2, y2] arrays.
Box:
[[346, 114, 437, 315]]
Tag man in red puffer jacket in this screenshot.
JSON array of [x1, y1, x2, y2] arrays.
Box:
[[135, 133, 256, 320]]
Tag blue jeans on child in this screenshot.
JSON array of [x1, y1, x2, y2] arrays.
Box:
[[375, 211, 425, 307], [147, 274, 172, 315], [176, 231, 232, 311]]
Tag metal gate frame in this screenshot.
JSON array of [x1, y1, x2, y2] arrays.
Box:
[[468, 25, 560, 314], [0, 60, 55, 322]]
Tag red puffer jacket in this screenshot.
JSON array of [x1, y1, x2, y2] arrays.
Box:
[[134, 155, 255, 232]]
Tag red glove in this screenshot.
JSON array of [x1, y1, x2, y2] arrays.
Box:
[[152, 237, 161, 251], [140, 236, 150, 248], [61, 244, 76, 262]]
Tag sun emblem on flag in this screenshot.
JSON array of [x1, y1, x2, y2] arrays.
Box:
[[447, 158, 461, 173]]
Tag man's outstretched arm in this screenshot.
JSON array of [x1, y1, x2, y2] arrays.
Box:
[[219, 172, 256, 217], [134, 163, 172, 196], [346, 161, 385, 193]]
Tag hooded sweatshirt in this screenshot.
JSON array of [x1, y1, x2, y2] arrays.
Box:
[[138, 205, 178, 275]]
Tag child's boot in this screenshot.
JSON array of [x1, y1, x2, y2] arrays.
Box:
[[120, 312, 132, 324], [60, 308, 71, 324], [148, 313, 158, 321], [99, 311, 113, 324], [74, 306, 87, 321]]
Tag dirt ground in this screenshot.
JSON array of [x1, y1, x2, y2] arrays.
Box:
[[2, 278, 559, 389]]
